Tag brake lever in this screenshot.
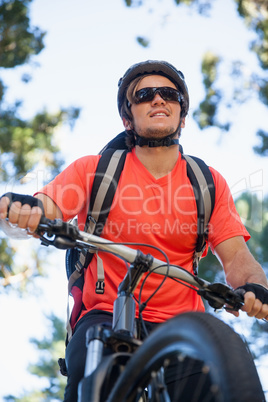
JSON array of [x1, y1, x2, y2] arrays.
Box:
[[37, 217, 80, 237], [198, 282, 244, 311], [36, 217, 83, 250]]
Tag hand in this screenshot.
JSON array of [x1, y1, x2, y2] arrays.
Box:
[[0, 192, 44, 234], [235, 283, 268, 320], [241, 291, 268, 320]]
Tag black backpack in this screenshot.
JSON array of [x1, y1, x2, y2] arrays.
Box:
[[65, 131, 215, 341]]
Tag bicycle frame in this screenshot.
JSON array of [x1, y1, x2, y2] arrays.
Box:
[[29, 217, 248, 401], [0, 217, 247, 401]]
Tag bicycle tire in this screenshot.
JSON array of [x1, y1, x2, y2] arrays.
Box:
[[107, 312, 265, 402]]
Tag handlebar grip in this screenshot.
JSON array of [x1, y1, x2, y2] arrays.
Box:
[[38, 215, 50, 226], [36, 217, 81, 243], [234, 288, 245, 301], [35, 215, 51, 235]]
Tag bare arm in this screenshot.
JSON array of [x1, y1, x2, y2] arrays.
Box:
[[0, 193, 62, 233], [35, 193, 62, 220], [215, 236, 268, 319]]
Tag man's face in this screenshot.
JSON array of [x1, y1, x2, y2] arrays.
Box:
[[123, 75, 185, 138]]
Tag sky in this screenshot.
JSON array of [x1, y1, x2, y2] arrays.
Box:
[[0, 0, 268, 398]]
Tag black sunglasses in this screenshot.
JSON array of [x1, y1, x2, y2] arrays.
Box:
[[133, 86, 183, 104]]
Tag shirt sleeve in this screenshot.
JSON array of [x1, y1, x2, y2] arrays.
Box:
[[207, 167, 250, 253], [35, 155, 100, 223]]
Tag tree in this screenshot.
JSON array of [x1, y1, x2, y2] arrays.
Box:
[[1, 0, 268, 397], [0, 0, 45, 67], [199, 190, 268, 278], [199, 190, 268, 363], [0, 0, 80, 289], [124, 0, 268, 155], [195, 0, 268, 154], [3, 314, 67, 401]]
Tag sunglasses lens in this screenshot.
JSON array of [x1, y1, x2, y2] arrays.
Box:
[[134, 88, 153, 103], [159, 88, 180, 102], [134, 87, 181, 104]]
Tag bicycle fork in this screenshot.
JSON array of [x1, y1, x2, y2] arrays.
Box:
[[78, 294, 140, 402], [84, 292, 136, 376]]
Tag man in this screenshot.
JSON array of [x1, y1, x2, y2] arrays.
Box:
[[1, 60, 268, 401]]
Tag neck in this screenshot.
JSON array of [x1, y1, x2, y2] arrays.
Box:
[[135, 145, 179, 179]]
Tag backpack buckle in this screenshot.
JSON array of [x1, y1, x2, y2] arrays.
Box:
[[95, 280, 105, 294], [75, 259, 84, 274]]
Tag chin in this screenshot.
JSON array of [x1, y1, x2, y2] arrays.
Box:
[[138, 127, 175, 138]]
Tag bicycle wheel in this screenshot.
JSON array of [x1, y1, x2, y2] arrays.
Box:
[[107, 312, 265, 402]]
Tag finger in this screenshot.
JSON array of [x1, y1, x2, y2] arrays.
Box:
[[0, 196, 11, 219], [255, 304, 268, 320], [241, 291, 255, 313], [242, 292, 265, 317], [225, 303, 240, 317], [226, 309, 240, 317], [17, 204, 32, 229], [27, 206, 43, 233], [7, 201, 22, 224], [247, 299, 263, 317]]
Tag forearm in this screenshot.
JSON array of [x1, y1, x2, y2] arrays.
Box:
[[215, 236, 268, 319], [215, 236, 268, 289], [35, 193, 63, 220], [224, 248, 268, 289]]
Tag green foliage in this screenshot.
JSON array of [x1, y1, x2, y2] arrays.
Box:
[[259, 78, 268, 105], [136, 36, 150, 47], [0, 0, 45, 68], [4, 314, 67, 401], [193, 52, 231, 130], [254, 129, 268, 156], [124, 0, 268, 155], [200, 190, 268, 282], [0, 236, 14, 273], [198, 248, 224, 284], [193, 1, 268, 153], [0, 78, 5, 100], [0, 105, 80, 181], [234, 191, 268, 265], [0, 0, 80, 289], [123, 0, 142, 6], [260, 222, 268, 261], [0, 0, 80, 183], [124, 0, 212, 47], [174, 0, 212, 16], [235, 0, 268, 70], [125, 0, 212, 13]]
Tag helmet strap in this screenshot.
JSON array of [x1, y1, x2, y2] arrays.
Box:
[[133, 120, 182, 148], [134, 134, 179, 148]]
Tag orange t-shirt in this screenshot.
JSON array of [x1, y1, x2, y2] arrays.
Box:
[[37, 149, 250, 323]]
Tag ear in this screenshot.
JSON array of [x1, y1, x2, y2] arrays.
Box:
[[180, 117, 186, 128], [123, 118, 133, 130]]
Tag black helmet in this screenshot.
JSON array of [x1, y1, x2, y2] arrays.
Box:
[[117, 60, 189, 118]]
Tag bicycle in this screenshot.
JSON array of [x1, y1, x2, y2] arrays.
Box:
[[1, 217, 266, 401]]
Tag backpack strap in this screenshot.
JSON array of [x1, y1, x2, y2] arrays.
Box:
[[182, 154, 215, 274], [65, 142, 215, 340], [66, 148, 128, 341], [85, 148, 128, 235], [98, 131, 128, 154], [78, 148, 128, 289]]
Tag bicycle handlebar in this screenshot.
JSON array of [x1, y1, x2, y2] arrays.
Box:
[[0, 216, 244, 311], [35, 217, 244, 311], [36, 217, 206, 287]]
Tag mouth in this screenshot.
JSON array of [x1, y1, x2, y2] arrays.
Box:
[[150, 110, 169, 118]]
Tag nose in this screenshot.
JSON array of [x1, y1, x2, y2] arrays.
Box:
[[152, 92, 166, 105]]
